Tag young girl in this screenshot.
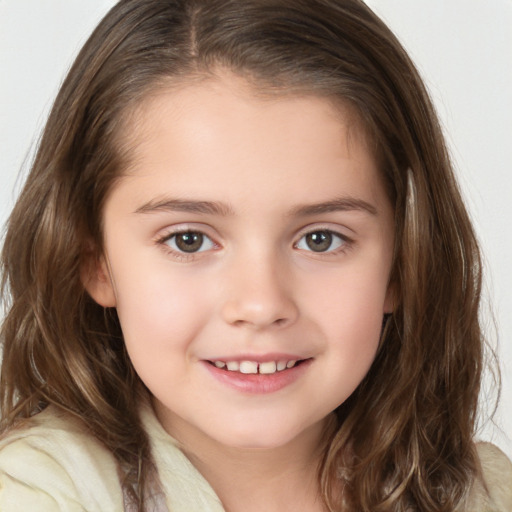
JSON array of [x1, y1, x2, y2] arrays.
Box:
[[1, 0, 510, 511]]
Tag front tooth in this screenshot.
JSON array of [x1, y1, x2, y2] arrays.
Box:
[[214, 361, 226, 369], [259, 361, 277, 374], [226, 361, 240, 371], [239, 361, 258, 374], [276, 361, 287, 371], [286, 360, 297, 369]]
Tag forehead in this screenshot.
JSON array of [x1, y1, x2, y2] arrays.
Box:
[[119, 71, 374, 167], [107, 72, 387, 216]]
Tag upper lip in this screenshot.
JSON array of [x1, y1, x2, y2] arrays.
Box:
[[204, 353, 307, 363]]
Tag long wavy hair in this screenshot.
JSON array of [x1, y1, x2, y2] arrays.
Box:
[[1, 0, 487, 510]]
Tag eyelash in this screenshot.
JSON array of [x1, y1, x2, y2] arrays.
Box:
[[156, 229, 218, 261], [294, 229, 352, 255], [156, 227, 353, 260]]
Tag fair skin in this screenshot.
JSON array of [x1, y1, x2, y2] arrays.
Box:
[[86, 73, 395, 511]]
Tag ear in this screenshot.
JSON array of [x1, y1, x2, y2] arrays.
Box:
[[81, 251, 117, 307]]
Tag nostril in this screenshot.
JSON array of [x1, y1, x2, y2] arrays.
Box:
[[231, 316, 288, 329]]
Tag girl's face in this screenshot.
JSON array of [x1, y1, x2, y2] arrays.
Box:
[[87, 74, 395, 451]]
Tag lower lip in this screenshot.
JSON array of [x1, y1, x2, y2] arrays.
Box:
[[202, 359, 312, 394]]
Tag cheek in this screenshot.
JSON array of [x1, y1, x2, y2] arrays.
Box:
[[112, 258, 214, 354], [306, 260, 389, 326], [304, 262, 389, 373], [114, 268, 216, 392]]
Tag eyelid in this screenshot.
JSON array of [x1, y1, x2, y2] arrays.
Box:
[[294, 223, 353, 241], [155, 224, 221, 260], [155, 223, 218, 243], [293, 225, 354, 254], [154, 223, 354, 260], [166, 232, 216, 253]]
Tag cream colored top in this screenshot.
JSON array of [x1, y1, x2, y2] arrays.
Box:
[[0, 406, 510, 511]]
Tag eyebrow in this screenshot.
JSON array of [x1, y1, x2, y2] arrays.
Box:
[[289, 197, 378, 217], [134, 196, 377, 217], [134, 198, 234, 216]]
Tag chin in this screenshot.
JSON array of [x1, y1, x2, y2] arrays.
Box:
[[220, 434, 297, 451], [211, 419, 320, 451]]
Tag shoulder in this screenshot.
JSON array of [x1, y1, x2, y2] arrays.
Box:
[[140, 403, 225, 511], [0, 406, 124, 511], [466, 442, 512, 512]]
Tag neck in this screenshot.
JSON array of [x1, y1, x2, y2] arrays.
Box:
[[160, 411, 333, 512]]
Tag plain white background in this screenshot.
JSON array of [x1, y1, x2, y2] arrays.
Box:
[[1, 1, 511, 459]]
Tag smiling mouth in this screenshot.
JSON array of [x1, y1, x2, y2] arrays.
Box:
[[207, 359, 308, 375]]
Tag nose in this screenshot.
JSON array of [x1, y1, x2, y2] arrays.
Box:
[[220, 252, 299, 330]]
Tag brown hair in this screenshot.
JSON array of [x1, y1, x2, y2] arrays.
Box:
[[1, 0, 487, 510]]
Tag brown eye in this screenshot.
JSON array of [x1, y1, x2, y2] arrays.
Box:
[[305, 231, 332, 252], [296, 230, 346, 253], [175, 232, 203, 252], [166, 232, 214, 253]]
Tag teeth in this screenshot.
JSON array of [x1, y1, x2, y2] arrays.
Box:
[[259, 361, 277, 374], [239, 361, 258, 374], [212, 359, 300, 374]]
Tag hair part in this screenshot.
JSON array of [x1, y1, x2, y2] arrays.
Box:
[[1, 1, 488, 510]]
